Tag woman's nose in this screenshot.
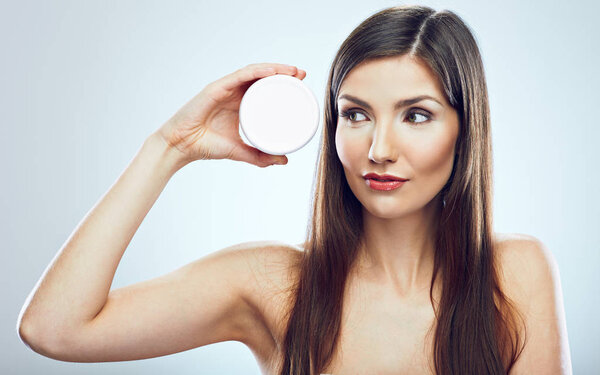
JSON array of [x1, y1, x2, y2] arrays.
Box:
[[368, 123, 398, 163]]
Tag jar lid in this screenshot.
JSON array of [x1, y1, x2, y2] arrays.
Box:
[[239, 74, 320, 155]]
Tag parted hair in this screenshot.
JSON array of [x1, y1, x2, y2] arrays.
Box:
[[278, 5, 526, 375]]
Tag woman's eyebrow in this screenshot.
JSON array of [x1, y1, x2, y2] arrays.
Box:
[[337, 94, 443, 110]]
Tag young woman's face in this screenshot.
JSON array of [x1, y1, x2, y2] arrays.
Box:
[[335, 55, 459, 218]]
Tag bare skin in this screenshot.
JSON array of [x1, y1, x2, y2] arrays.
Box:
[[15, 62, 304, 358], [243, 233, 569, 375], [16, 61, 571, 374]]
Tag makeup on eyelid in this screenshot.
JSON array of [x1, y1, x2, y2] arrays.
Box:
[[338, 108, 433, 125]]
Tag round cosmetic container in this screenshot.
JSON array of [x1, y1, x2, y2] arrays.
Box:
[[239, 74, 320, 155]]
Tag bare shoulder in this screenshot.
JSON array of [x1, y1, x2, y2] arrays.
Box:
[[492, 232, 559, 302], [224, 240, 304, 364], [213, 240, 304, 314], [492, 232, 562, 320], [493, 232, 557, 266], [236, 240, 304, 293], [242, 240, 304, 310], [492, 232, 572, 374]]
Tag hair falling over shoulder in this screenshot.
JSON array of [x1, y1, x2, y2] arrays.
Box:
[[276, 5, 527, 375]]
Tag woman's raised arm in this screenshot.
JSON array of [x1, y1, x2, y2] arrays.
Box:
[[16, 63, 306, 361]]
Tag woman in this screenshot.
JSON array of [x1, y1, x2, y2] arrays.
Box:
[[17, 5, 571, 375]]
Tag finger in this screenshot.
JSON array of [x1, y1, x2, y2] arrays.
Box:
[[294, 69, 307, 80], [220, 63, 299, 92], [231, 142, 288, 168]]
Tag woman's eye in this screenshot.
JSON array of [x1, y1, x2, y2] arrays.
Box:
[[406, 110, 431, 125], [339, 108, 432, 125], [339, 110, 367, 123]]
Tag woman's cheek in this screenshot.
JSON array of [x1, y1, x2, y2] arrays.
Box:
[[335, 126, 357, 168], [408, 132, 456, 180]]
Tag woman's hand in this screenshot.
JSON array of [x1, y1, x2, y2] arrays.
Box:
[[154, 63, 307, 167]]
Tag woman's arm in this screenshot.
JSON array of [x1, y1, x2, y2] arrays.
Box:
[[17, 132, 187, 347], [17, 62, 305, 362]]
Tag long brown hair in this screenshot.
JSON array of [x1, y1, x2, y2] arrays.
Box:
[[277, 5, 526, 374]]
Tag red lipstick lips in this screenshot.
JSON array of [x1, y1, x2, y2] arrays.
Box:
[[363, 173, 408, 181], [363, 173, 408, 191]]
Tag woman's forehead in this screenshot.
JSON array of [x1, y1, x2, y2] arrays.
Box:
[[338, 55, 445, 104]]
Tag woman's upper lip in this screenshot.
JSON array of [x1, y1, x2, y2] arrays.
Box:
[[363, 173, 408, 181]]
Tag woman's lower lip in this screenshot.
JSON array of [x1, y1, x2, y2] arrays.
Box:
[[365, 178, 407, 191]]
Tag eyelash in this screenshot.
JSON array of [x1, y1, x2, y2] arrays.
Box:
[[339, 108, 432, 126]]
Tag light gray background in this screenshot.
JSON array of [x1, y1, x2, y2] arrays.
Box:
[[2, 0, 598, 374]]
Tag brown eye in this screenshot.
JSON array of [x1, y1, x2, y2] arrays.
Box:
[[349, 112, 360, 121], [340, 110, 367, 123], [406, 109, 431, 125]]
